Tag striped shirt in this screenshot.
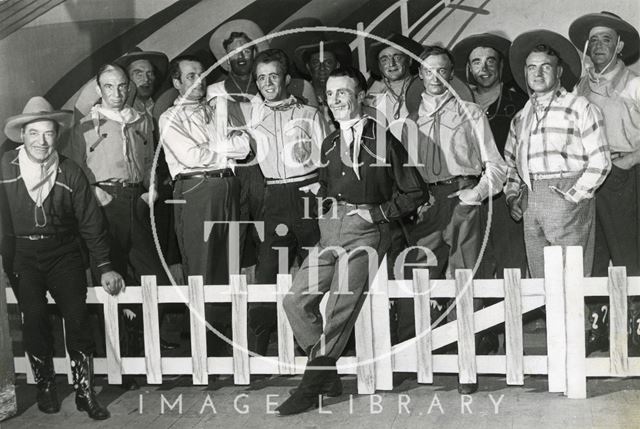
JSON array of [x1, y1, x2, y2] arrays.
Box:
[[504, 88, 610, 203]]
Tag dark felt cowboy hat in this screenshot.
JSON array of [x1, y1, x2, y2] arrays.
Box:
[[569, 11, 640, 65], [452, 33, 513, 83], [509, 30, 581, 92], [113, 47, 169, 80], [4, 97, 72, 143], [209, 19, 270, 72], [366, 33, 423, 79], [294, 37, 353, 78]]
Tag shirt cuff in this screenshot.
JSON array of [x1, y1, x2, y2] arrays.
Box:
[[565, 186, 591, 203], [96, 261, 113, 276]]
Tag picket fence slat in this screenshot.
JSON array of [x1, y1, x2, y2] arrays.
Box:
[[455, 269, 476, 385], [608, 267, 629, 376], [565, 246, 587, 399], [142, 276, 162, 384], [188, 276, 208, 385], [276, 274, 296, 375], [231, 275, 250, 385], [544, 246, 566, 393], [504, 269, 524, 385], [104, 294, 122, 385], [371, 258, 393, 391], [413, 269, 432, 384]]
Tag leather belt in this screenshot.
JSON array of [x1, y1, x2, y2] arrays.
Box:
[[16, 234, 58, 241], [429, 175, 479, 186], [336, 201, 375, 210], [175, 169, 235, 180], [97, 181, 142, 188], [265, 171, 318, 185], [530, 171, 581, 181]]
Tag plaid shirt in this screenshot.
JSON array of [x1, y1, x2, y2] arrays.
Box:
[[504, 88, 610, 203]]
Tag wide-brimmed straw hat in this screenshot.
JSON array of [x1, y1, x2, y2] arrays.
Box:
[[113, 47, 169, 80], [452, 33, 513, 83], [366, 33, 423, 79], [569, 11, 640, 65], [509, 30, 581, 92], [209, 19, 270, 71], [294, 37, 353, 77], [4, 96, 72, 143]]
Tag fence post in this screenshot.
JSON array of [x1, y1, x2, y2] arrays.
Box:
[[544, 246, 566, 393], [504, 268, 524, 385], [608, 266, 629, 376], [455, 269, 476, 386], [413, 269, 433, 384], [564, 246, 587, 399], [104, 292, 122, 385], [230, 275, 250, 385], [0, 256, 17, 421], [188, 276, 208, 385], [370, 258, 393, 390], [142, 276, 162, 384], [276, 274, 296, 375]]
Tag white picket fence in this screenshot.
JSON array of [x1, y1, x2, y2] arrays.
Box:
[[4, 246, 640, 399]]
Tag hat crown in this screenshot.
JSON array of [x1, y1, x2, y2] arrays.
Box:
[[22, 96, 55, 115]]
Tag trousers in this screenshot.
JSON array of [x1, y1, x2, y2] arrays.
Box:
[[13, 236, 95, 356], [283, 202, 391, 359]]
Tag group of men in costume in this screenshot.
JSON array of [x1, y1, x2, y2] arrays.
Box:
[[1, 10, 639, 419]]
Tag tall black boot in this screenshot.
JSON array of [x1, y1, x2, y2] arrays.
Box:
[[69, 350, 110, 420], [277, 356, 338, 416], [27, 354, 60, 414]]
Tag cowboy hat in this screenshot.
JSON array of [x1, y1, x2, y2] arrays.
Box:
[[114, 47, 169, 80], [4, 97, 72, 143], [209, 19, 270, 72], [569, 11, 640, 65], [367, 33, 423, 79], [452, 33, 513, 83], [294, 37, 353, 77], [509, 30, 581, 92]]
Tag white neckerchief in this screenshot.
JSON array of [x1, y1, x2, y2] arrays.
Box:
[[18, 147, 59, 227], [338, 116, 365, 180], [419, 91, 454, 117], [91, 104, 141, 173]]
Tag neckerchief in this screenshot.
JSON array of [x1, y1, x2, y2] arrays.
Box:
[[18, 146, 59, 227]]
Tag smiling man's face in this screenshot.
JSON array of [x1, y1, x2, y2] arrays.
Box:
[[226, 36, 256, 77], [468, 46, 502, 89]]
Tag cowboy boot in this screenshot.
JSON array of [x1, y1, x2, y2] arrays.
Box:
[[288, 373, 343, 397], [69, 350, 110, 420], [586, 303, 609, 356], [277, 356, 338, 416], [27, 354, 60, 414]]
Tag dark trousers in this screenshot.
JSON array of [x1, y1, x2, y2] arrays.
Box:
[[589, 165, 640, 332], [13, 237, 95, 357], [251, 179, 320, 354], [96, 184, 169, 285], [174, 175, 240, 355], [593, 165, 640, 276], [396, 179, 482, 342], [96, 184, 171, 356], [237, 162, 265, 268], [283, 202, 391, 359], [477, 192, 528, 279]]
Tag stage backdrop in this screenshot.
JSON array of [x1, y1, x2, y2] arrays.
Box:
[[0, 0, 638, 143]]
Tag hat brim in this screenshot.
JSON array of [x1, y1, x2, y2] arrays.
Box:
[[209, 19, 270, 72], [366, 34, 423, 78], [569, 13, 640, 65], [114, 51, 169, 80], [4, 111, 72, 143], [509, 30, 581, 93], [451, 33, 513, 83], [294, 40, 353, 77]]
